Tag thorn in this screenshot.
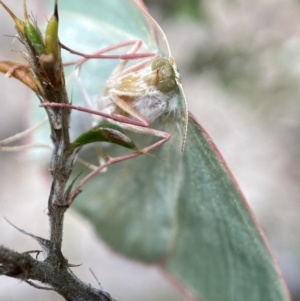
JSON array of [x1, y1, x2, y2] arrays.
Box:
[[4, 217, 51, 259], [25, 280, 56, 291], [0, 1, 25, 33], [54, 0, 59, 21], [23, 0, 29, 21]]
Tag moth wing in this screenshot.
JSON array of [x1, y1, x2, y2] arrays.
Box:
[[163, 114, 290, 301], [73, 120, 183, 262]]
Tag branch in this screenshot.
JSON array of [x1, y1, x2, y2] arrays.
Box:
[[0, 1, 117, 300], [0, 245, 113, 301]]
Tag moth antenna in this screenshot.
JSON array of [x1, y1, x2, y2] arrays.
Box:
[[133, 0, 171, 57], [178, 83, 189, 152], [133, 0, 189, 151]]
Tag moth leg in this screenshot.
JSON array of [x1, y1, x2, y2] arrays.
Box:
[[108, 40, 157, 82], [97, 37, 155, 81], [94, 142, 108, 172], [63, 69, 110, 170], [0, 143, 52, 152], [111, 94, 149, 126], [40, 102, 150, 128], [0, 117, 51, 152], [71, 67, 96, 112], [115, 122, 171, 151], [67, 126, 171, 206], [60, 40, 154, 65], [111, 40, 143, 75], [0, 117, 48, 146], [109, 57, 154, 82], [76, 157, 99, 171]]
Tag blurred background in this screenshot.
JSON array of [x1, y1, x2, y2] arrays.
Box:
[[0, 0, 300, 300]]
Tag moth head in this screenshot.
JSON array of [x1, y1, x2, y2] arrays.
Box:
[[151, 57, 176, 93]]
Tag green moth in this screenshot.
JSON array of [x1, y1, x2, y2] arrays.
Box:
[[49, 1, 291, 301]]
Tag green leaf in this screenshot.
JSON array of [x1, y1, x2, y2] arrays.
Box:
[[44, 1, 59, 56], [23, 1, 46, 56], [24, 21, 46, 55], [71, 123, 137, 150]]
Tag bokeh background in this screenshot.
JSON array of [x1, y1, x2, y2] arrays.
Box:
[[0, 0, 299, 300]]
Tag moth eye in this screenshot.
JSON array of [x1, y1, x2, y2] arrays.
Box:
[[158, 65, 174, 79], [151, 57, 177, 93], [157, 78, 177, 93], [151, 57, 169, 70]]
